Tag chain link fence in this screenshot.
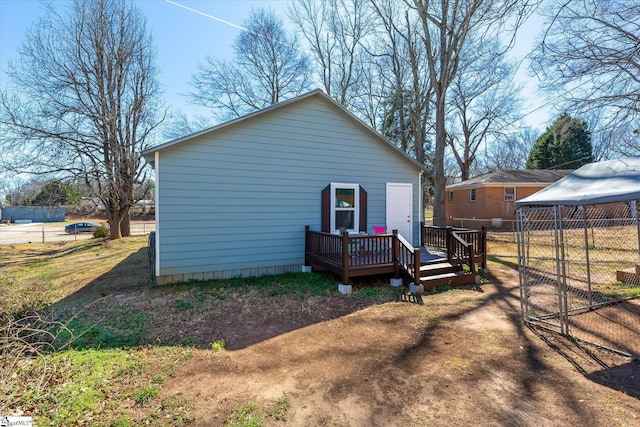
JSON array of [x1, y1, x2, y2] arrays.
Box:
[[448, 217, 518, 241], [516, 202, 640, 357], [0, 221, 155, 245]]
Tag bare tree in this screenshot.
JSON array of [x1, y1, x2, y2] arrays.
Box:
[[531, 0, 640, 138], [1, 177, 42, 207], [0, 0, 163, 239], [372, 0, 434, 166], [601, 125, 640, 158], [409, 0, 533, 226], [346, 56, 388, 130], [162, 111, 214, 141], [446, 36, 522, 181], [289, 0, 374, 111], [479, 127, 537, 172], [580, 108, 628, 161], [190, 7, 311, 120], [292, 0, 390, 130]]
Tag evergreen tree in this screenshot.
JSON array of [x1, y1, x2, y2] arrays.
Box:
[[526, 114, 593, 169], [31, 180, 82, 206]]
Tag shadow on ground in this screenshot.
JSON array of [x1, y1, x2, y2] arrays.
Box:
[[35, 242, 640, 410], [46, 249, 400, 351], [487, 256, 640, 402]]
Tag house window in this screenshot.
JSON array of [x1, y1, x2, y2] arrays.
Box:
[[448, 191, 454, 202], [321, 183, 367, 233], [504, 187, 516, 201], [470, 188, 476, 202], [331, 183, 359, 232]]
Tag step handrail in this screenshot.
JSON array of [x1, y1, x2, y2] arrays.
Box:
[[448, 230, 476, 276], [393, 229, 420, 285], [422, 224, 486, 272]]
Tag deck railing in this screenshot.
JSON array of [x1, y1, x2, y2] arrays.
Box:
[[421, 224, 487, 272], [421, 224, 449, 249], [305, 224, 486, 286], [305, 226, 419, 285], [448, 232, 476, 276], [395, 231, 421, 283]]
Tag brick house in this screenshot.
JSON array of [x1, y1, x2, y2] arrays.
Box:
[[445, 170, 573, 229]]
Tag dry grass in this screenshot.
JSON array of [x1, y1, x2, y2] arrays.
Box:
[[2, 235, 639, 426], [0, 237, 148, 315], [0, 237, 186, 425], [0, 236, 383, 424]]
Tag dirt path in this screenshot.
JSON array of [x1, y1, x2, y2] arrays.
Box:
[[166, 267, 640, 426]]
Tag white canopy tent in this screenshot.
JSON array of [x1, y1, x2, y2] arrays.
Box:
[[515, 157, 640, 356], [516, 156, 640, 207]]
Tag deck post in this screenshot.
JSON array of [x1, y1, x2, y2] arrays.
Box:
[[342, 231, 350, 284], [446, 226, 453, 263], [420, 221, 425, 246], [469, 245, 476, 276], [480, 226, 488, 271], [414, 247, 421, 285], [392, 229, 399, 279]]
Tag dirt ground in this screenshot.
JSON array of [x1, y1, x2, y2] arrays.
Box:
[[148, 265, 640, 426]]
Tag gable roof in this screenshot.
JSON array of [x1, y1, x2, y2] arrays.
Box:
[[446, 169, 573, 190], [143, 89, 427, 173], [516, 157, 640, 207]]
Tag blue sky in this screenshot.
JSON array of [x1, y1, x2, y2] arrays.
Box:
[[0, 0, 551, 130], [0, 0, 291, 119]]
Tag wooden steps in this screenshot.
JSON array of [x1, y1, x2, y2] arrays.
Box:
[[418, 261, 477, 290], [616, 264, 640, 284]]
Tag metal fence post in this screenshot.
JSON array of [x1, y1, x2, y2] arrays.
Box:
[[581, 206, 593, 308], [516, 208, 527, 320], [555, 206, 569, 336], [636, 199, 640, 258]]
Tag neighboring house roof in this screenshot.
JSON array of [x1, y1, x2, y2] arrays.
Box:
[[516, 157, 640, 207], [143, 89, 428, 173], [446, 169, 574, 190]]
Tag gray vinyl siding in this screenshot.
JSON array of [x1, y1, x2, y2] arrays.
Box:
[[154, 96, 422, 282]]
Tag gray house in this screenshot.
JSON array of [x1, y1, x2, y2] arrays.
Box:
[[143, 90, 426, 285]]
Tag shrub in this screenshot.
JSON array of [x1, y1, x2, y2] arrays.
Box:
[[93, 223, 109, 238]]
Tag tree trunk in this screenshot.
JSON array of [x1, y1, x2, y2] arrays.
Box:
[[120, 209, 131, 237], [108, 209, 123, 240], [433, 96, 447, 227]]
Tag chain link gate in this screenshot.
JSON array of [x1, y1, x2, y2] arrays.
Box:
[[517, 201, 640, 357], [517, 206, 567, 335]]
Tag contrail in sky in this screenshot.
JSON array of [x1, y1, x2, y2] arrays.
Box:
[[164, 0, 250, 33], [164, 0, 300, 51]]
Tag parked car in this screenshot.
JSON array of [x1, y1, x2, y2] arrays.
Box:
[[64, 222, 101, 234]]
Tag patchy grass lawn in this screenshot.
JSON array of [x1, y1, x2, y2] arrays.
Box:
[[1, 236, 639, 426], [0, 237, 395, 425], [1, 237, 195, 424]]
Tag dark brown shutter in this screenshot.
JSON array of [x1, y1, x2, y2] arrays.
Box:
[[321, 185, 330, 232], [359, 185, 367, 233]]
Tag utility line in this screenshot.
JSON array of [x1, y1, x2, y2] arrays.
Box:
[[505, 76, 597, 129], [164, 0, 597, 131]]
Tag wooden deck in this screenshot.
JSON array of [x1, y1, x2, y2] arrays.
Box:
[[420, 248, 448, 263], [304, 230, 399, 283], [304, 225, 487, 290]]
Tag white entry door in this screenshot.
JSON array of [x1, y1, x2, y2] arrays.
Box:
[[386, 183, 413, 244]]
